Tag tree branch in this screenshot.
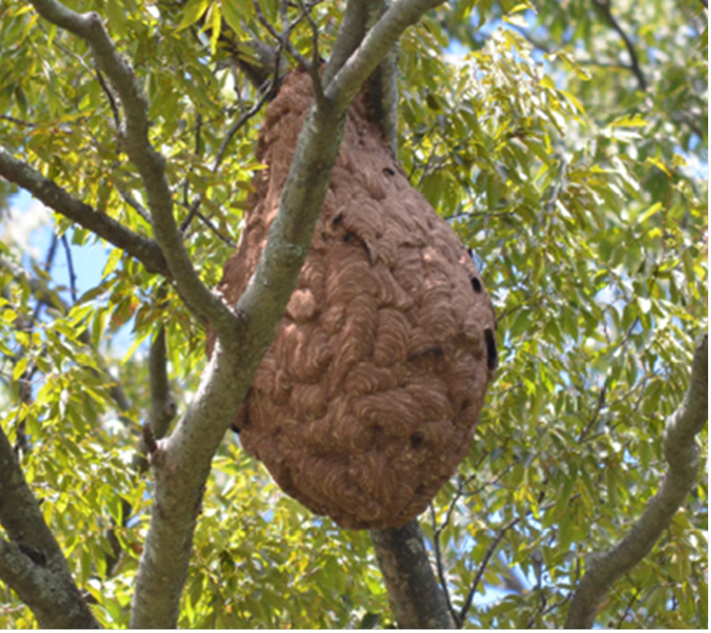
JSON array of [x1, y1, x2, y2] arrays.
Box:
[[323, 0, 373, 84], [370, 520, 455, 628], [28, 0, 240, 335], [428, 504, 460, 626], [133, 325, 176, 475], [592, 0, 647, 92], [0, 426, 100, 628], [565, 333, 708, 628], [326, 0, 442, 109], [0, 147, 169, 277]]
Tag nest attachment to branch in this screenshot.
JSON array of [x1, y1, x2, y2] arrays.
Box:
[[213, 73, 497, 529]]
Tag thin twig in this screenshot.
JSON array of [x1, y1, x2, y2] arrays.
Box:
[[296, 0, 326, 105], [252, 0, 312, 70], [117, 188, 151, 223], [95, 69, 121, 140], [191, 209, 237, 248], [459, 516, 521, 624], [429, 504, 460, 626], [577, 378, 609, 442], [0, 114, 35, 127], [60, 234, 78, 303], [180, 82, 274, 234], [592, 0, 647, 91]]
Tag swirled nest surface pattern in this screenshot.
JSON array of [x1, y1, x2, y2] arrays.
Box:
[[215, 72, 497, 529]]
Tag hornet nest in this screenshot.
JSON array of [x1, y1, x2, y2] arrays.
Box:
[[208, 72, 497, 529]]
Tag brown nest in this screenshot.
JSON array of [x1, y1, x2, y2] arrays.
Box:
[[210, 72, 497, 529]]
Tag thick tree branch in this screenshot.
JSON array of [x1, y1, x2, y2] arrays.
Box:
[[565, 333, 708, 628], [323, 0, 373, 84], [0, 147, 169, 277], [326, 0, 442, 108], [592, 0, 647, 92], [28, 0, 240, 335], [370, 520, 455, 628], [0, 426, 100, 628], [324, 0, 399, 151]]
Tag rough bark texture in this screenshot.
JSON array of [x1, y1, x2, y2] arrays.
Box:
[[0, 427, 100, 628], [210, 72, 496, 529], [370, 520, 455, 628]]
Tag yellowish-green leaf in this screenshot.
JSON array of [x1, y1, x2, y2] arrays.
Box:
[[177, 0, 211, 32], [106, 0, 127, 39], [646, 157, 671, 177], [103, 249, 123, 279], [611, 113, 649, 128], [638, 202, 663, 223]]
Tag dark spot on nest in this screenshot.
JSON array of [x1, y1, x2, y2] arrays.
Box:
[[459, 398, 471, 414], [332, 213, 343, 225], [470, 276, 482, 293], [343, 230, 354, 243], [484, 328, 498, 370], [467, 247, 473, 257], [408, 345, 444, 362], [383, 167, 396, 176], [410, 433, 424, 449], [231, 424, 241, 434], [242, 402, 252, 427], [415, 483, 427, 495]]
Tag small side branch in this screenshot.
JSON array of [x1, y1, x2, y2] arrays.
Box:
[[0, 146, 169, 277], [428, 504, 460, 626], [60, 235, 78, 303], [133, 325, 176, 474], [326, 0, 443, 109], [565, 334, 708, 628], [28, 0, 240, 335], [592, 0, 647, 91]]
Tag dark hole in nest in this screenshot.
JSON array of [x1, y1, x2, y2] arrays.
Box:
[[343, 230, 354, 243], [383, 167, 396, 176], [459, 398, 472, 414], [485, 328, 498, 370], [332, 213, 343, 225], [410, 432, 424, 449], [470, 276, 482, 293], [415, 483, 427, 495]]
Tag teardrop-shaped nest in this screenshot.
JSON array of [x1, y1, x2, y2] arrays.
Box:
[[211, 72, 497, 529]]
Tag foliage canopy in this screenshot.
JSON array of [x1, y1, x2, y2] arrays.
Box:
[[0, 0, 707, 628]]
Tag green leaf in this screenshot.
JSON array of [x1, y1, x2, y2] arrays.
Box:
[[177, 0, 211, 32]]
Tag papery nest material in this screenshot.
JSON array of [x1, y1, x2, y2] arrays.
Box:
[[208, 72, 497, 529]]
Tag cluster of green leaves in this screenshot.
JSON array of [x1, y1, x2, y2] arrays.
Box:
[[0, 0, 707, 628], [405, 1, 707, 628]]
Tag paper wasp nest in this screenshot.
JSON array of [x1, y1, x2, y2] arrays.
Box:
[[213, 73, 497, 529]]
